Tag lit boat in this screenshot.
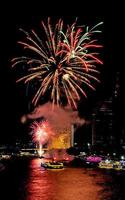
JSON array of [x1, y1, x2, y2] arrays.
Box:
[[98, 160, 123, 170], [86, 155, 102, 163], [83, 155, 102, 168], [120, 160, 125, 170], [41, 161, 64, 169], [98, 160, 113, 169], [113, 161, 122, 170]]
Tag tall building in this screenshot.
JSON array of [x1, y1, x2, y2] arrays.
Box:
[[91, 97, 113, 145], [70, 124, 79, 147], [91, 71, 122, 147], [69, 72, 123, 149], [112, 71, 124, 146]]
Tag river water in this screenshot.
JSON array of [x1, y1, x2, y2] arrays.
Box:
[[0, 158, 125, 200]]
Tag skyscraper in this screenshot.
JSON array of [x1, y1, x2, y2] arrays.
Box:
[[91, 71, 122, 147], [92, 97, 113, 145]]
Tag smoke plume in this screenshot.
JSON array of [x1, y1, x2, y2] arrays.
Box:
[[26, 102, 86, 134]]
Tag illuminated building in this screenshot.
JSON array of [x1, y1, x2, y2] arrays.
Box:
[[112, 71, 124, 146], [91, 97, 113, 145], [70, 124, 78, 147], [91, 71, 123, 147]]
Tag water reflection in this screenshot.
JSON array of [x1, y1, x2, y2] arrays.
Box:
[[26, 159, 54, 200], [1, 158, 125, 200], [25, 158, 113, 200]]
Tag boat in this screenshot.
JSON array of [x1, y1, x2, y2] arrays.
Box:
[[82, 155, 102, 168], [99, 160, 124, 170], [98, 160, 113, 169], [86, 155, 102, 163], [118, 160, 125, 170], [41, 161, 64, 169]]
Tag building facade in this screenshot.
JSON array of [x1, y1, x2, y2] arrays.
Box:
[[91, 71, 123, 147]]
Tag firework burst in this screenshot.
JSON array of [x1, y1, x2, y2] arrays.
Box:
[[11, 18, 103, 108], [31, 120, 53, 145], [30, 120, 54, 156]]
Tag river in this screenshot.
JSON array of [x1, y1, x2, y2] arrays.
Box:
[[0, 158, 125, 200]]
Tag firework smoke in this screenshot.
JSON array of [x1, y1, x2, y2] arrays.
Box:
[[26, 102, 87, 134]]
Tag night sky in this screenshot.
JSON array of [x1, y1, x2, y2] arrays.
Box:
[[0, 2, 122, 144]]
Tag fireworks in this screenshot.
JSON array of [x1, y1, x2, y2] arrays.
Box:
[[12, 18, 103, 108], [31, 120, 53, 156], [31, 120, 53, 145]]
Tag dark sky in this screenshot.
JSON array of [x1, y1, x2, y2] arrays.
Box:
[[0, 2, 121, 144]]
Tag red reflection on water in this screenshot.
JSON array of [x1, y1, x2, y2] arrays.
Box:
[[26, 158, 55, 200], [26, 158, 112, 200]]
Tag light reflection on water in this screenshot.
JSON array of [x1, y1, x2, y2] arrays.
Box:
[[25, 158, 112, 200], [1, 158, 125, 200]]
